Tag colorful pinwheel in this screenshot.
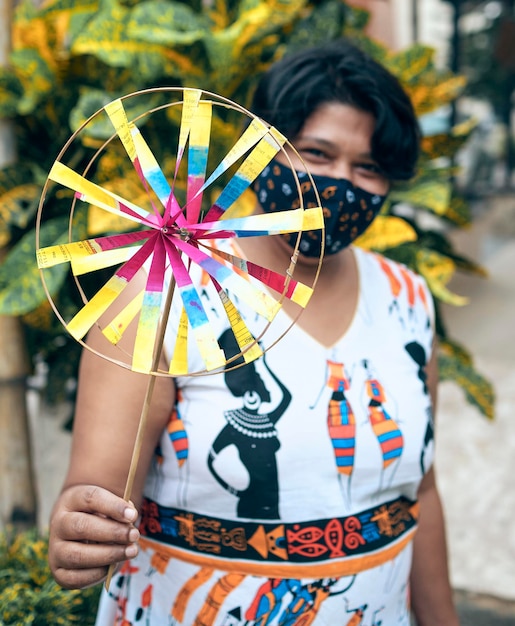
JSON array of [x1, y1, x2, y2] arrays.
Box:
[[36, 88, 324, 378], [35, 91, 324, 577]]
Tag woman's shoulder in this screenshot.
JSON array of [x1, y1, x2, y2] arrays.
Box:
[[353, 246, 435, 331], [355, 246, 431, 297]]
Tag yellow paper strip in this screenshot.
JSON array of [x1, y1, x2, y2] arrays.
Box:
[[201, 118, 270, 192], [192, 324, 226, 371], [214, 207, 306, 234], [48, 162, 151, 225], [288, 282, 313, 308], [223, 272, 281, 322], [37, 238, 103, 269], [66, 274, 128, 340], [106, 98, 174, 209], [302, 206, 324, 230], [177, 89, 202, 159], [190, 101, 212, 152], [169, 306, 189, 375], [105, 99, 137, 162], [130, 126, 170, 203], [71, 246, 140, 276], [240, 132, 286, 181], [132, 292, 162, 374], [205, 245, 314, 309], [102, 289, 145, 345], [219, 290, 262, 364]]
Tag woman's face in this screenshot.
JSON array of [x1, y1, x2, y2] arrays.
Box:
[[277, 102, 390, 196]]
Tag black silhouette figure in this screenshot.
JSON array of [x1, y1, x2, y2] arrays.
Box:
[[207, 329, 292, 519]]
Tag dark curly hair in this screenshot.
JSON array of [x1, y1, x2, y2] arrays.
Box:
[[250, 39, 421, 181]]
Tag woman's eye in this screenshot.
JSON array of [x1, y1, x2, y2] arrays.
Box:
[[299, 147, 329, 160], [356, 162, 383, 176]]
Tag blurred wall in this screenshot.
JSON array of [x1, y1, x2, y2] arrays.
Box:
[[0, 0, 14, 166], [347, 0, 396, 46], [349, 0, 454, 64]]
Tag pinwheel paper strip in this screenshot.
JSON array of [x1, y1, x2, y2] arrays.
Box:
[[36, 88, 324, 376]]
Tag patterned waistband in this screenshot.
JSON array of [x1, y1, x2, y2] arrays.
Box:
[[138, 496, 419, 578]]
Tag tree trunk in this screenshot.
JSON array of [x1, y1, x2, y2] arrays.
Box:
[[0, 294, 37, 530], [0, 0, 37, 531]]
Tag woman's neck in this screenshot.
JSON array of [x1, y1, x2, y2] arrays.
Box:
[[236, 235, 360, 347]]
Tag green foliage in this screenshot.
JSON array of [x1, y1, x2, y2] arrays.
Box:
[[0, 0, 494, 418], [438, 338, 495, 420], [0, 528, 101, 625]]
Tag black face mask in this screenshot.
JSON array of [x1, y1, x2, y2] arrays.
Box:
[[254, 160, 387, 257]]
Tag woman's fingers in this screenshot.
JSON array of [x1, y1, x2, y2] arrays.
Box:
[[51, 537, 139, 588], [56, 509, 140, 545], [49, 484, 140, 589], [60, 484, 138, 522]]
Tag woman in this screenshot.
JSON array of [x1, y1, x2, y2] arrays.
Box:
[[49, 39, 460, 625]]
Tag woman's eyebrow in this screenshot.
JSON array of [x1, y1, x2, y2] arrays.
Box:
[[296, 136, 376, 160], [294, 136, 335, 148]]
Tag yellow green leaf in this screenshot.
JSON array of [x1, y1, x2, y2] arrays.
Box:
[[385, 44, 435, 82], [10, 48, 55, 114], [415, 249, 468, 306], [422, 117, 478, 160], [70, 1, 201, 82], [405, 73, 467, 116], [443, 195, 472, 227], [390, 179, 452, 215], [129, 0, 208, 46], [438, 339, 495, 419], [204, 0, 306, 89], [354, 215, 417, 251]]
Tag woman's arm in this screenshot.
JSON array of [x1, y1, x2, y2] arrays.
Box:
[[410, 347, 460, 625], [49, 272, 176, 589], [410, 468, 460, 625]]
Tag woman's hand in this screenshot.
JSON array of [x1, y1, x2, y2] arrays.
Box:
[[49, 484, 140, 590]]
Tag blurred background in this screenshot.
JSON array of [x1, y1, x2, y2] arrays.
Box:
[[0, 0, 513, 623]]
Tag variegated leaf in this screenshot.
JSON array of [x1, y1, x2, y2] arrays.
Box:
[[10, 48, 55, 115], [20, 299, 56, 332], [0, 70, 23, 117], [69, 87, 165, 138], [128, 0, 208, 46], [204, 0, 306, 78], [443, 195, 472, 228], [0, 218, 70, 315], [405, 73, 467, 116], [390, 179, 452, 215], [438, 338, 495, 419], [282, 0, 349, 50], [354, 215, 418, 251], [71, 0, 201, 82], [415, 248, 468, 306], [385, 44, 435, 82], [0, 184, 41, 235], [421, 117, 478, 160]]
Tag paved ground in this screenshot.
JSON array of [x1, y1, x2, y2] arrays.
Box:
[[435, 193, 515, 604], [455, 590, 515, 625], [434, 192, 515, 624]]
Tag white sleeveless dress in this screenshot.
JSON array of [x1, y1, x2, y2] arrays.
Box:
[[95, 245, 435, 626]]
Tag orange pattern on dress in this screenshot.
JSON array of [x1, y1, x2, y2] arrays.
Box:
[[193, 573, 246, 626], [171, 566, 214, 622]]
